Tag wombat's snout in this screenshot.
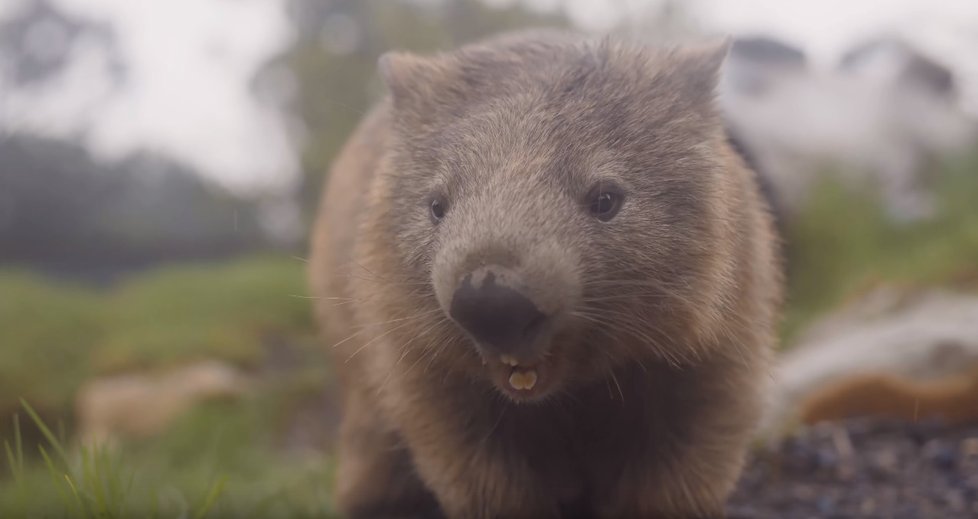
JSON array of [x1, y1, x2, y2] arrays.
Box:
[[449, 266, 547, 357]]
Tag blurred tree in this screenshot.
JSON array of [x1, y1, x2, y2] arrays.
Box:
[[0, 0, 283, 279], [0, 0, 571, 275], [0, 133, 268, 280], [261, 0, 568, 222], [0, 0, 125, 88]]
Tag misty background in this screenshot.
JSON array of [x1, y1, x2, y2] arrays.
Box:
[[2, 0, 976, 277], [1, 1, 977, 517]]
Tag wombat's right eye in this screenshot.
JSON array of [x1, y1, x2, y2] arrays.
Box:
[[586, 184, 623, 222], [429, 196, 448, 223]]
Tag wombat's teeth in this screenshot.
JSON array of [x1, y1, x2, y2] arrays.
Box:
[[508, 369, 538, 391], [500, 354, 519, 367]]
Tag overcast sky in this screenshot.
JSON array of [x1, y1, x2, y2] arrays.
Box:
[[0, 0, 295, 194], [1, 0, 976, 192]]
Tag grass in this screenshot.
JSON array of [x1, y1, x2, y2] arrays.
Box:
[[0, 256, 317, 430], [92, 257, 315, 373], [780, 150, 978, 341], [0, 274, 104, 430], [0, 255, 336, 516], [2, 400, 337, 518]]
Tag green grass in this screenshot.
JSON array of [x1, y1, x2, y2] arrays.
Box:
[[93, 257, 315, 373], [0, 255, 336, 517], [0, 274, 105, 432], [2, 400, 337, 518], [0, 256, 317, 425], [780, 150, 978, 341]]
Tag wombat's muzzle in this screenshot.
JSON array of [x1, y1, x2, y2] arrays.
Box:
[[449, 265, 548, 358]]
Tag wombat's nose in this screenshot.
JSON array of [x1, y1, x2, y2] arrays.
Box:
[[449, 267, 546, 355]]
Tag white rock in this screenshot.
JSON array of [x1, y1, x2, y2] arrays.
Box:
[[761, 288, 978, 435]]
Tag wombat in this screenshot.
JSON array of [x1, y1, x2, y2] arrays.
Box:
[[309, 30, 782, 519]]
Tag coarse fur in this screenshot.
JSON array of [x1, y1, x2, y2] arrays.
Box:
[[309, 29, 783, 519]]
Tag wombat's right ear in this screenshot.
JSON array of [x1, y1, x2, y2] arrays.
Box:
[[676, 38, 731, 97], [378, 52, 444, 109]]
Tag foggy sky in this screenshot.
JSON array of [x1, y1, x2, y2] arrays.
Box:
[[1, 0, 975, 192]]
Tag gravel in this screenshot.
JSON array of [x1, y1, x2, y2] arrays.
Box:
[[727, 418, 978, 518]]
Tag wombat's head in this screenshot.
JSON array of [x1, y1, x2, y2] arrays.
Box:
[[378, 32, 738, 403]]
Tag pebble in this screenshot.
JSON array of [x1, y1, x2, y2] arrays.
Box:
[[728, 418, 978, 517]]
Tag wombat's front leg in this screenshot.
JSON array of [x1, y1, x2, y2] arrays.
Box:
[[407, 434, 561, 519], [334, 388, 444, 519], [598, 458, 730, 519], [592, 369, 757, 519], [390, 386, 562, 518]]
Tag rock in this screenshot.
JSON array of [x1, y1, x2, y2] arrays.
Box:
[[76, 360, 250, 446], [761, 288, 978, 435]]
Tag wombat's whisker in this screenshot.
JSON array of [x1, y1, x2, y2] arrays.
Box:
[[331, 308, 443, 350], [572, 308, 688, 366], [400, 334, 450, 382], [338, 271, 432, 287], [346, 314, 441, 363], [583, 279, 698, 305], [345, 260, 436, 288], [600, 351, 627, 402], [581, 293, 670, 303], [352, 308, 443, 331], [332, 259, 434, 288], [422, 335, 450, 374], [477, 404, 508, 450], [379, 317, 452, 392], [609, 370, 625, 402], [288, 294, 358, 301]]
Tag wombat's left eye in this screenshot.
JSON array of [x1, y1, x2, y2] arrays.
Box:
[[429, 195, 448, 223], [587, 185, 623, 222]]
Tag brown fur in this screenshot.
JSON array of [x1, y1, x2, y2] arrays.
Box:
[[800, 368, 978, 426], [309, 30, 782, 519]]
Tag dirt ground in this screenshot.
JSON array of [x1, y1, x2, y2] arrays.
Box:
[[727, 418, 978, 518]]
